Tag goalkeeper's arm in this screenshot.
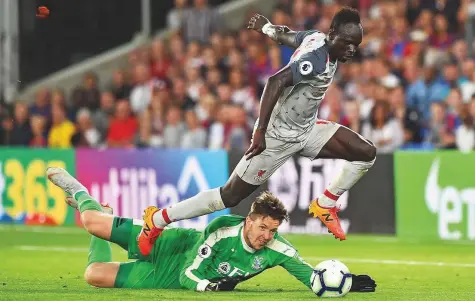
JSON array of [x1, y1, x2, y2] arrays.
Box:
[[280, 254, 377, 293]]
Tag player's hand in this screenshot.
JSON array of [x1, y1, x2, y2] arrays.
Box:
[[350, 274, 377, 292], [245, 128, 266, 160], [247, 13, 270, 32]]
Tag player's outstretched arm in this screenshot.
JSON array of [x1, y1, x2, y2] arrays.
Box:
[[247, 13, 300, 49], [279, 254, 377, 293], [245, 65, 294, 160]]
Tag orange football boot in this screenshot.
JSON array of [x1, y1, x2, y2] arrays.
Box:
[[137, 206, 165, 256], [309, 199, 346, 240]]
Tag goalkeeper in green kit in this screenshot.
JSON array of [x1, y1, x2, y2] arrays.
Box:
[[46, 167, 376, 293]]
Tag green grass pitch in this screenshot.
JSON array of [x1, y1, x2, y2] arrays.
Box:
[[1, 225, 474, 301]]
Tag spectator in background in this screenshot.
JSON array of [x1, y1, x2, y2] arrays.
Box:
[[426, 102, 456, 149], [110, 70, 132, 100], [229, 68, 256, 118], [9, 103, 32, 146], [344, 100, 363, 134], [107, 100, 138, 148], [445, 88, 464, 125], [163, 105, 185, 148], [208, 104, 228, 149], [323, 89, 350, 128], [460, 69, 475, 103], [169, 34, 187, 68], [389, 86, 423, 144], [247, 41, 270, 95], [227, 106, 249, 151], [181, 109, 207, 149], [30, 115, 47, 147], [171, 77, 195, 110], [186, 65, 205, 102], [71, 72, 101, 112], [167, 0, 188, 32], [30, 88, 51, 121], [362, 101, 404, 153], [137, 94, 165, 148], [93, 91, 115, 142], [71, 108, 101, 148], [181, 0, 223, 44], [48, 104, 76, 148], [51, 88, 74, 121], [429, 14, 455, 50], [406, 66, 446, 121], [216, 83, 233, 104], [130, 64, 153, 114], [455, 105, 475, 153], [150, 39, 171, 80], [195, 93, 217, 126]]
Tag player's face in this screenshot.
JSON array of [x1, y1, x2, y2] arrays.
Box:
[[328, 23, 362, 63], [245, 216, 280, 250]]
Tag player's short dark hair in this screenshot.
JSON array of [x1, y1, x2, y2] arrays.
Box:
[[330, 7, 361, 31], [248, 191, 289, 223]]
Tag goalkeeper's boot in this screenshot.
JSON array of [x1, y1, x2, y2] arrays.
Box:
[[309, 199, 346, 240], [46, 167, 88, 197], [137, 206, 164, 256]]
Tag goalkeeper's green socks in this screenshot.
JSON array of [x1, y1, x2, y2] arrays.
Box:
[[87, 235, 112, 266], [75, 191, 102, 214]]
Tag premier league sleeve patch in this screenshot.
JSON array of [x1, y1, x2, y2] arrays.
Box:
[[299, 60, 313, 75]]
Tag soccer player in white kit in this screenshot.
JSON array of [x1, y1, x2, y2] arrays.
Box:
[[138, 7, 377, 256]]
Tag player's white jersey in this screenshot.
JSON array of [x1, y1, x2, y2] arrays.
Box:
[[266, 30, 338, 143]]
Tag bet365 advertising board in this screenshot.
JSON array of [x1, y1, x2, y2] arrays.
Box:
[[0, 148, 76, 225], [0, 148, 229, 229], [395, 151, 475, 241]]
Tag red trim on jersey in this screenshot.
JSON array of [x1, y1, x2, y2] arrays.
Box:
[[316, 120, 329, 124], [162, 209, 172, 224], [324, 189, 339, 201]]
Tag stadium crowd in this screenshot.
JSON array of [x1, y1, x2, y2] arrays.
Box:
[[1, 0, 474, 153]]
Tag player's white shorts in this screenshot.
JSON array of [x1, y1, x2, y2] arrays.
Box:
[[234, 120, 341, 185]]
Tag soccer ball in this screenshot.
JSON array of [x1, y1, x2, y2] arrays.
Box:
[[310, 260, 352, 298]]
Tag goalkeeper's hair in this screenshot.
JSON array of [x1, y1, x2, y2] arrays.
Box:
[[248, 191, 289, 223], [330, 6, 361, 31]]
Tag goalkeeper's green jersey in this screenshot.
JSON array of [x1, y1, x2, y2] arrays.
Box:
[[176, 214, 314, 291]]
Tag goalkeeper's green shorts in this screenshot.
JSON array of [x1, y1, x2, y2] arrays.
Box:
[[110, 217, 200, 289]]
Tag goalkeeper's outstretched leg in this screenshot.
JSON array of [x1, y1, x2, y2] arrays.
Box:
[[47, 167, 114, 240], [47, 167, 154, 289]]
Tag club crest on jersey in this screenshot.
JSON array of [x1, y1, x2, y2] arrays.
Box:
[[251, 256, 264, 270], [299, 60, 313, 75], [254, 169, 266, 182], [198, 244, 212, 259], [217, 262, 231, 275]]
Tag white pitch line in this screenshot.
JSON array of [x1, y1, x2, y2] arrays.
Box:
[[0, 225, 84, 234], [307, 257, 475, 268], [17, 246, 89, 252], [15, 246, 475, 268]]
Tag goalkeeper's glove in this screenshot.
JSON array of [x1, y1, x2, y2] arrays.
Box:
[[205, 282, 220, 291], [205, 278, 241, 291], [350, 274, 377, 292]]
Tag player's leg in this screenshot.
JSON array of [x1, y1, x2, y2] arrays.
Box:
[[315, 125, 376, 204], [49, 167, 149, 259], [301, 122, 376, 240], [47, 167, 114, 239], [138, 136, 301, 256]]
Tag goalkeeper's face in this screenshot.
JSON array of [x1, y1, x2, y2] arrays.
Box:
[[244, 215, 280, 250]]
